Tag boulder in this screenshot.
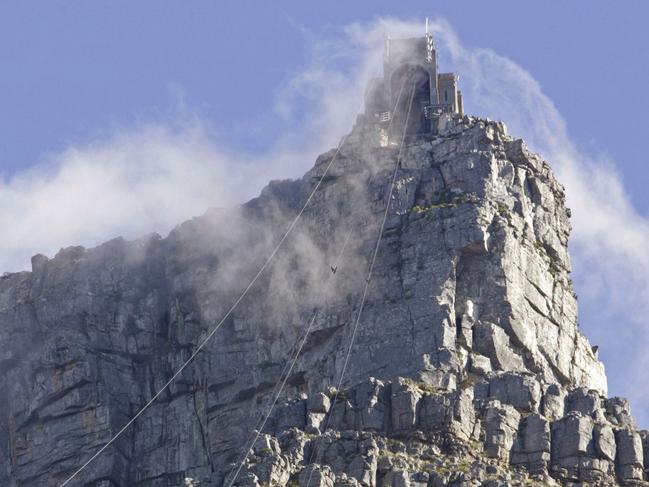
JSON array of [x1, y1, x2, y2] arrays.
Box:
[[390, 379, 422, 432], [308, 393, 332, 414], [541, 384, 565, 420], [484, 400, 520, 460], [488, 373, 540, 413], [511, 414, 550, 472], [551, 412, 594, 462], [564, 388, 601, 418], [615, 428, 644, 480]]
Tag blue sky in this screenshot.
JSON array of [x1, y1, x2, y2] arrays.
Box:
[[2, 2, 649, 423], [3, 1, 649, 201]]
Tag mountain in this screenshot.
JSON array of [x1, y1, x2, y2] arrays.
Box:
[[1, 112, 646, 487]]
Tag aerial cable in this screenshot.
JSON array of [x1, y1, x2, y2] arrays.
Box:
[[59, 120, 354, 487], [224, 229, 354, 487], [303, 79, 416, 487], [224, 324, 303, 474], [227, 79, 412, 487]]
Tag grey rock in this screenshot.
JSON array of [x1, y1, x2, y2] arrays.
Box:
[[605, 397, 635, 428], [419, 393, 453, 430], [472, 322, 525, 373], [300, 465, 336, 487], [551, 413, 594, 461], [511, 414, 551, 472], [390, 379, 422, 432], [0, 111, 635, 486], [347, 451, 377, 487], [253, 434, 281, 456], [541, 384, 566, 420], [564, 388, 601, 418], [275, 399, 307, 431], [453, 388, 477, 440], [484, 400, 520, 461], [469, 353, 492, 376], [381, 470, 410, 487], [615, 428, 643, 480], [306, 393, 332, 433], [355, 378, 390, 432], [488, 372, 541, 413], [307, 412, 327, 434], [309, 392, 332, 414], [593, 423, 616, 462]]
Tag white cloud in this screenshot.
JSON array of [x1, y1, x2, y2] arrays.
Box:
[[0, 24, 379, 276], [2, 16, 648, 425], [413, 17, 649, 425], [305, 15, 649, 424], [0, 116, 353, 275], [0, 123, 247, 272]]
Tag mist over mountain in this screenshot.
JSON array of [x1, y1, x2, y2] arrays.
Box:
[[2, 63, 648, 486], [2, 18, 649, 487]]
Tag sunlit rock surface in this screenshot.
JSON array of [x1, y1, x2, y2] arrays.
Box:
[[0, 115, 643, 486]]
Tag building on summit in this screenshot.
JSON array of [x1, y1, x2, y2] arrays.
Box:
[[362, 25, 463, 145]]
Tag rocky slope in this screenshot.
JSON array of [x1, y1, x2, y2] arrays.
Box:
[[0, 114, 646, 486]]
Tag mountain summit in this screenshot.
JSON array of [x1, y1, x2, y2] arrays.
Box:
[[1, 33, 646, 487]]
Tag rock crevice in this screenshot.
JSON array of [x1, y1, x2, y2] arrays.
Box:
[[0, 115, 638, 486]]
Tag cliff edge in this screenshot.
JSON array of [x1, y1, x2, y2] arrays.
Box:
[[0, 114, 644, 486]]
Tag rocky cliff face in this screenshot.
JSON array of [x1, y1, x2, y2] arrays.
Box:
[[0, 115, 645, 487]]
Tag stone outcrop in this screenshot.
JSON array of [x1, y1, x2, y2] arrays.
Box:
[[0, 114, 645, 486]]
